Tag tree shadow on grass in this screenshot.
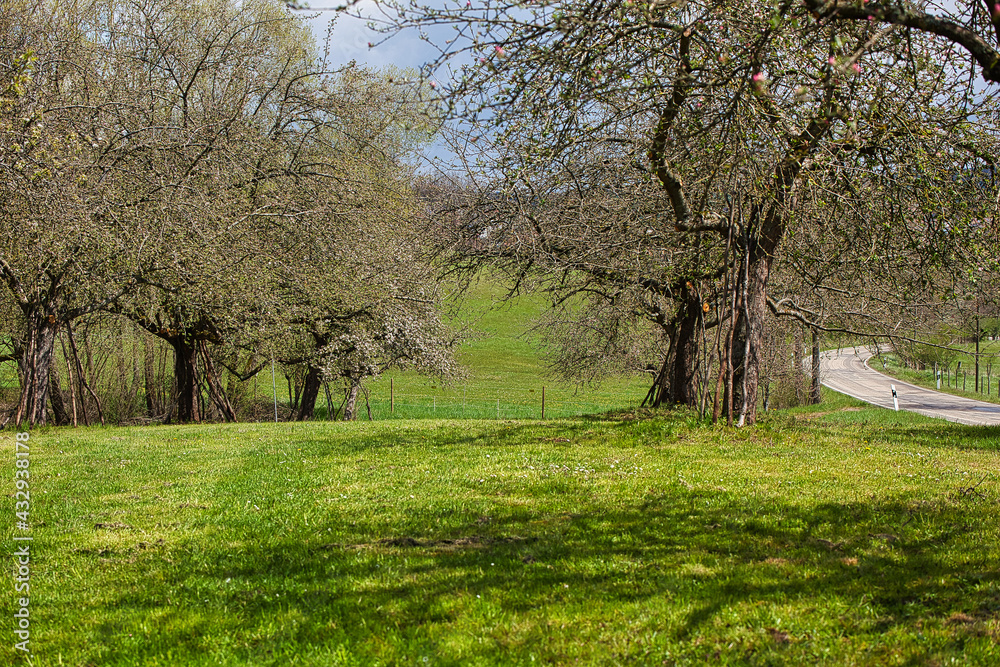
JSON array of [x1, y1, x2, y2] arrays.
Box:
[[69, 415, 1000, 665], [91, 483, 1000, 665]]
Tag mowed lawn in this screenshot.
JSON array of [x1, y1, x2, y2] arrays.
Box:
[[3, 394, 1000, 665]]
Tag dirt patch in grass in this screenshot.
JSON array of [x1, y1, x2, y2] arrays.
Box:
[[320, 535, 537, 551], [94, 521, 134, 530], [795, 407, 864, 421]]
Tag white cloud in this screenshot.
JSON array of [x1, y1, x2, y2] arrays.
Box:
[[298, 2, 441, 71]]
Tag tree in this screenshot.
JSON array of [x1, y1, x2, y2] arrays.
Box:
[[92, 0, 327, 422], [0, 0, 457, 425], [380, 0, 999, 425], [0, 1, 146, 426], [256, 69, 459, 420]]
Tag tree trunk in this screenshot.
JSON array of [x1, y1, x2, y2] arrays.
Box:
[[296, 365, 323, 421], [170, 337, 200, 423], [60, 334, 79, 427], [342, 382, 360, 421], [737, 250, 771, 426], [324, 382, 334, 420], [730, 238, 774, 427], [15, 314, 59, 426], [668, 284, 703, 407], [793, 326, 805, 404], [144, 338, 159, 416], [66, 322, 103, 426], [48, 361, 70, 425], [199, 341, 236, 422], [647, 284, 702, 409]]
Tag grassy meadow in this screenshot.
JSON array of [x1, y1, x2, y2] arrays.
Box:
[[358, 279, 650, 421], [2, 285, 999, 665], [2, 392, 1000, 665]]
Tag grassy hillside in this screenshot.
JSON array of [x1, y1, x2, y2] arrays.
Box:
[[3, 395, 999, 665], [358, 279, 651, 420]]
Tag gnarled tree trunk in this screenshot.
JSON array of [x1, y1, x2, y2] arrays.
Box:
[[15, 313, 60, 426], [647, 283, 704, 408], [296, 365, 323, 421]]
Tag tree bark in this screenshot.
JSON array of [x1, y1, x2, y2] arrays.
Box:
[[199, 341, 236, 422], [811, 328, 822, 404], [669, 284, 703, 407], [342, 382, 360, 421], [144, 338, 159, 416], [66, 322, 103, 426], [296, 365, 323, 421], [48, 362, 70, 425], [170, 337, 200, 423], [15, 314, 59, 426], [647, 284, 703, 409], [793, 326, 805, 404], [60, 334, 79, 427], [737, 247, 772, 426]]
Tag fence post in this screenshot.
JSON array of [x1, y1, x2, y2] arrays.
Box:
[[541, 386, 545, 420], [390, 378, 394, 414], [271, 359, 278, 423]]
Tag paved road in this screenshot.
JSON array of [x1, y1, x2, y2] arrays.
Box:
[[819, 347, 1000, 426]]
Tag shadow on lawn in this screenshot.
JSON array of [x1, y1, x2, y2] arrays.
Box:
[[87, 416, 1000, 664], [799, 410, 1000, 452], [103, 491, 999, 664]]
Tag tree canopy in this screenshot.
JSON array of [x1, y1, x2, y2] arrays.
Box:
[[0, 0, 455, 425], [375, 0, 1000, 424]]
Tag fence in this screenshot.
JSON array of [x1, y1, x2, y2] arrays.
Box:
[[308, 378, 649, 422]]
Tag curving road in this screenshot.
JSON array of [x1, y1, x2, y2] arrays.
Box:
[[819, 347, 1000, 426]]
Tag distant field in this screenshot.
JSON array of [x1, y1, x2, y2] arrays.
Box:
[[357, 279, 651, 421], [3, 394, 999, 665]]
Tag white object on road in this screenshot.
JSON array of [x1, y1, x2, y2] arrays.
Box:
[[891, 384, 898, 411]]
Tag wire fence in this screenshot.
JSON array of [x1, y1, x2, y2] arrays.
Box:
[[311, 381, 649, 422]]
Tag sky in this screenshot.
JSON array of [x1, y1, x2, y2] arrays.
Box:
[[295, 3, 441, 72], [293, 3, 468, 171]]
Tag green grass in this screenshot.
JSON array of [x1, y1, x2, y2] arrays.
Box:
[[356, 279, 650, 421], [3, 393, 1000, 665]]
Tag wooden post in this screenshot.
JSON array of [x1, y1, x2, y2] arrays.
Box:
[[390, 378, 394, 414], [271, 359, 278, 423], [541, 386, 545, 419]]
